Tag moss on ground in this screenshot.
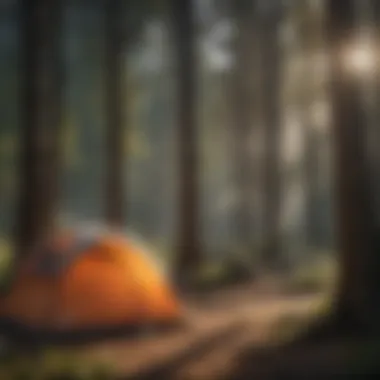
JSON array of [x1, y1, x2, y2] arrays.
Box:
[[0, 348, 115, 380]]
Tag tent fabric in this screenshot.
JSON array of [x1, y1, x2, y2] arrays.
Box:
[[33, 233, 99, 276], [0, 230, 181, 332]]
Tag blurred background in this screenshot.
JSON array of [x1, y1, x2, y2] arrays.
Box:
[[0, 0, 335, 281], [1, 0, 380, 378]]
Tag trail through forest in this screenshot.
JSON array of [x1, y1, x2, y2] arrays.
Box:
[[79, 283, 324, 379]]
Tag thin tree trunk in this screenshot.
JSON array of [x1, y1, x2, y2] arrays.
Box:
[[364, 1, 380, 229], [320, 0, 380, 333], [304, 125, 321, 248], [298, 1, 323, 250], [230, 1, 256, 258], [172, 0, 200, 287], [104, 0, 125, 227], [260, 5, 284, 271], [15, 0, 63, 259]]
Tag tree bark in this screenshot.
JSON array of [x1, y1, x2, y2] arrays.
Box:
[[15, 0, 63, 259], [230, 1, 256, 258], [322, 0, 380, 333], [364, 1, 380, 230], [172, 0, 200, 287], [104, 0, 125, 227], [304, 125, 321, 248], [298, 1, 323, 250], [259, 4, 284, 271]]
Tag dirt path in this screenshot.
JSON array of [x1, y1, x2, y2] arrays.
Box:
[[82, 285, 325, 379]]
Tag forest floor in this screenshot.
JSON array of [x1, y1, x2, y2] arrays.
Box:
[[3, 280, 376, 379], [78, 281, 331, 379]]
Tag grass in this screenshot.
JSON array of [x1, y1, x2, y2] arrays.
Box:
[[193, 257, 254, 292], [0, 238, 12, 272], [282, 253, 337, 295], [0, 348, 116, 380], [0, 240, 338, 378], [270, 295, 333, 344], [0, 237, 13, 293], [0, 238, 116, 379], [266, 254, 336, 343]]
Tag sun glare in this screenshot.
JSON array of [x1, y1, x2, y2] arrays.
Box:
[[341, 39, 378, 77]]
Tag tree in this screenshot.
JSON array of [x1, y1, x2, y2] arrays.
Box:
[[104, 0, 126, 227], [259, 1, 284, 270], [296, 0, 324, 250], [308, 0, 380, 336], [171, 0, 200, 287], [230, 0, 256, 258], [361, 0, 380, 230], [104, 0, 171, 229], [14, 0, 63, 258]]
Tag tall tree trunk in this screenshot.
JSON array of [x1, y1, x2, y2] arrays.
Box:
[[260, 4, 284, 271], [230, 1, 256, 259], [172, 0, 200, 287], [15, 0, 63, 259], [363, 0, 380, 229], [304, 124, 321, 248], [325, 0, 380, 332], [104, 0, 125, 227], [298, 1, 323, 250]]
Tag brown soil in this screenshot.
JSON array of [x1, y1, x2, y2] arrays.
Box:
[[77, 282, 325, 379]]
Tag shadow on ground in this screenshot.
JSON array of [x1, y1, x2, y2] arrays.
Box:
[[225, 330, 380, 379], [116, 319, 380, 380]]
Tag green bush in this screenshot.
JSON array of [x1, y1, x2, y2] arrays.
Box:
[[270, 296, 332, 344], [193, 255, 255, 292], [284, 255, 336, 295]]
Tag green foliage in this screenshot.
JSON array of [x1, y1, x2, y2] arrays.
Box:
[[270, 313, 312, 343], [0, 134, 16, 158], [0, 238, 13, 291], [270, 295, 332, 343], [0, 349, 115, 380], [88, 363, 115, 380], [194, 255, 254, 291], [283, 253, 337, 295], [0, 0, 335, 264], [0, 133, 17, 200]]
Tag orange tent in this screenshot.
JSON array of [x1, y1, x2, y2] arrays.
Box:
[[0, 229, 181, 338]]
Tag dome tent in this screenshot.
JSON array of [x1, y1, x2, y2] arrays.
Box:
[[0, 226, 182, 343]]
